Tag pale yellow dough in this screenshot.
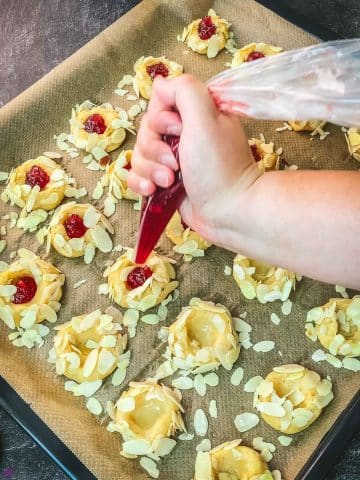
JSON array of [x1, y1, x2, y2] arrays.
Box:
[[249, 136, 281, 173], [49, 308, 127, 383], [344, 127, 360, 163], [254, 364, 334, 434], [69, 100, 134, 154], [0, 156, 74, 212], [288, 120, 325, 132], [180, 9, 230, 58], [233, 254, 297, 303], [165, 297, 239, 372], [306, 297, 360, 357], [106, 248, 178, 311], [98, 149, 140, 202], [0, 249, 64, 347], [46, 202, 114, 262], [133, 56, 183, 100], [165, 211, 211, 261], [109, 379, 185, 458], [231, 42, 282, 67], [194, 439, 273, 480]]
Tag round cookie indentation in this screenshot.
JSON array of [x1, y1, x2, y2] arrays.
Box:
[[254, 364, 334, 434], [106, 248, 178, 311], [166, 297, 239, 372]]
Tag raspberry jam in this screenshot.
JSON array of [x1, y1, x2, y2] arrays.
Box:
[[246, 51, 266, 62], [63, 214, 88, 239], [25, 165, 50, 190], [84, 114, 107, 134], [146, 62, 169, 81], [126, 266, 152, 289], [99, 155, 111, 167], [198, 15, 217, 40], [12, 276, 37, 304], [124, 162, 131, 171], [250, 144, 262, 162]]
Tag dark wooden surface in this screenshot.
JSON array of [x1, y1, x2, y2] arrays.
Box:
[[0, 0, 359, 479]]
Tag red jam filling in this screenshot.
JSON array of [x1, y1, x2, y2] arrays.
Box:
[[198, 15, 217, 40], [99, 155, 111, 167], [146, 62, 169, 81], [25, 165, 50, 190], [12, 276, 37, 304], [124, 162, 131, 171], [84, 114, 107, 134], [250, 144, 262, 163], [246, 51, 266, 62], [63, 214, 88, 239], [126, 266, 152, 290]]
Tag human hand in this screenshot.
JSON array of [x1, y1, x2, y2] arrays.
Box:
[[128, 74, 261, 246]]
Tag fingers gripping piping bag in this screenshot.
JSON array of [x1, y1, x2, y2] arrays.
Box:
[[135, 39, 360, 263]]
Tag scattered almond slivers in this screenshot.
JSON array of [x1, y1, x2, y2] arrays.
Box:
[[0, 249, 64, 348], [49, 308, 127, 385], [105, 248, 178, 311], [284, 120, 330, 140], [306, 297, 360, 357], [254, 364, 334, 434], [231, 42, 282, 67], [193, 439, 275, 480], [165, 211, 211, 262], [132, 56, 183, 100], [163, 297, 240, 375], [344, 127, 360, 162], [233, 254, 299, 304], [45, 202, 114, 264], [92, 149, 141, 217], [1, 156, 83, 232], [249, 134, 282, 173], [68, 100, 135, 155], [179, 9, 230, 58], [108, 379, 185, 461]]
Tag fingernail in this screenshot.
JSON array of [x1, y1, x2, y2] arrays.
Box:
[[167, 124, 181, 136], [154, 170, 170, 187]]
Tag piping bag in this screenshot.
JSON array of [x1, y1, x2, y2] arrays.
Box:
[[134, 39, 360, 264]]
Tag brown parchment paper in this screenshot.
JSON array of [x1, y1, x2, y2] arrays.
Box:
[[0, 1, 359, 479]]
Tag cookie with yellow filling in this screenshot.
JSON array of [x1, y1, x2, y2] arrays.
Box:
[[92, 150, 140, 217], [133, 56, 183, 100], [165, 298, 240, 372], [233, 254, 298, 303], [180, 9, 230, 58], [249, 136, 282, 173], [254, 364, 334, 434], [306, 297, 360, 357], [105, 248, 178, 311], [194, 439, 274, 480], [68, 100, 134, 155], [1, 156, 79, 231], [0, 249, 64, 348], [46, 202, 114, 264], [231, 42, 282, 67], [165, 211, 211, 262], [48, 308, 127, 384], [108, 379, 185, 458], [344, 127, 360, 162], [288, 120, 326, 132]]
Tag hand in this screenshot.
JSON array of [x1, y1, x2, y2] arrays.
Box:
[[128, 74, 261, 246]]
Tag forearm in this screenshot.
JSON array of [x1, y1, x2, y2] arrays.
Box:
[[218, 170, 360, 288]]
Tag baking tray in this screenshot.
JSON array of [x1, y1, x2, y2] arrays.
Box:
[[0, 1, 359, 479]]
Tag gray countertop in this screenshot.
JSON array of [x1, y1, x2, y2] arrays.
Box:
[[0, 1, 359, 479]]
